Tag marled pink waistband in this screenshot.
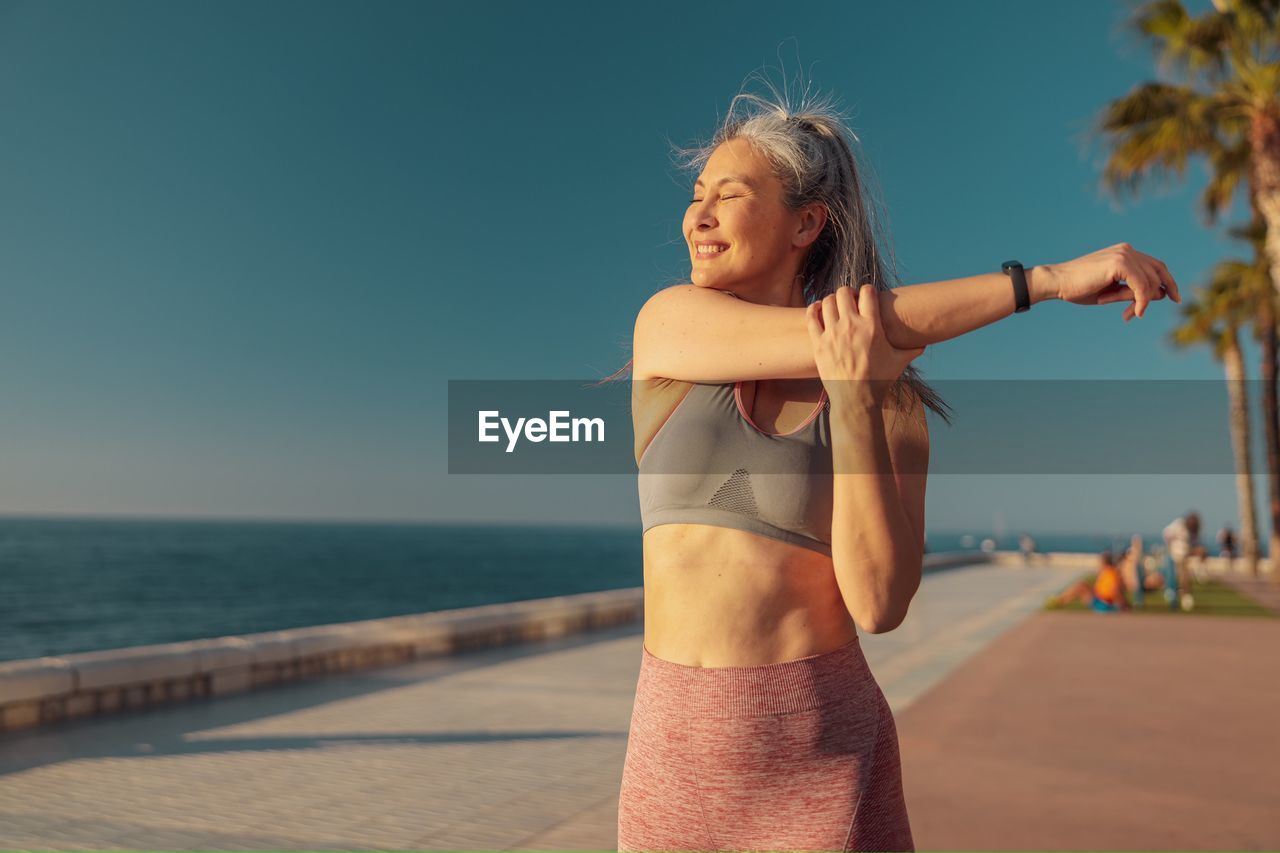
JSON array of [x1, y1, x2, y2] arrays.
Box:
[[637, 637, 876, 719]]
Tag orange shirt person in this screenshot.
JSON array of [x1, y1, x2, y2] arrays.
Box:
[[1091, 558, 1129, 612], [1047, 551, 1131, 612]]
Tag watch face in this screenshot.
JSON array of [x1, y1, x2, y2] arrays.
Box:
[[1002, 260, 1022, 273]]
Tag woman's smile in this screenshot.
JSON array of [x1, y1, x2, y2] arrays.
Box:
[[695, 241, 731, 260]]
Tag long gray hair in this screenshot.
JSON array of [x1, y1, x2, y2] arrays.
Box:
[[602, 77, 952, 425]]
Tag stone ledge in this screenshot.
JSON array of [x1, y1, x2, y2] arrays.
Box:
[[0, 586, 645, 733]]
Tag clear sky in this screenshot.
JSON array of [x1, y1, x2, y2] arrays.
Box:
[[0, 0, 1263, 539]]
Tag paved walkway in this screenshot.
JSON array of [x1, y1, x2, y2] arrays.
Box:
[[1217, 573, 1280, 614], [897, 609, 1280, 851], [0, 563, 1073, 851]]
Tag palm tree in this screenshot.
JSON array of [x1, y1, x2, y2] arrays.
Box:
[[1170, 264, 1262, 575], [1091, 0, 1280, 578], [1233, 211, 1280, 565], [1097, 1, 1280, 250]]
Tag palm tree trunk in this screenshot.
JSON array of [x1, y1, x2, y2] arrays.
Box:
[[1224, 335, 1260, 575], [1252, 110, 1280, 307], [1259, 298, 1280, 580]]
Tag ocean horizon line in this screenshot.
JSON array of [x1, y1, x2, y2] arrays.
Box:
[[0, 511, 1179, 542]]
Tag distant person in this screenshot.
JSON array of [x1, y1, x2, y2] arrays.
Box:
[[1218, 525, 1236, 557], [1018, 532, 1038, 565], [1162, 511, 1204, 611], [1047, 551, 1131, 612], [1217, 525, 1236, 573]]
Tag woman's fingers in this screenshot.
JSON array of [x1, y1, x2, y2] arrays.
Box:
[[1118, 256, 1160, 320], [1095, 283, 1133, 306], [1140, 251, 1181, 303], [835, 283, 856, 319], [1124, 264, 1150, 320], [1119, 267, 1159, 321], [1136, 255, 1171, 317], [805, 301, 824, 340], [1118, 249, 1179, 319], [857, 283, 878, 323], [1156, 260, 1180, 303], [821, 291, 840, 329]]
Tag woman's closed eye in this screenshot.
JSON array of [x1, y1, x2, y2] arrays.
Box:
[[688, 195, 738, 204]]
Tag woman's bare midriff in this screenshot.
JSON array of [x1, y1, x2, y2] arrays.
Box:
[[634, 375, 859, 667], [641, 522, 859, 667]]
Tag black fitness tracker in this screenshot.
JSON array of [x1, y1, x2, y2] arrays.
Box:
[[1002, 260, 1031, 313]]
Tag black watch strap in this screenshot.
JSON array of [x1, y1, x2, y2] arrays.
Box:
[[1002, 260, 1031, 313]]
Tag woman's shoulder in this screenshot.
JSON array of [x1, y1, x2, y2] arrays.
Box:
[[635, 282, 742, 322]]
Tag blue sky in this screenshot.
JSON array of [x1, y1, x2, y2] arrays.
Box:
[[0, 0, 1263, 539]]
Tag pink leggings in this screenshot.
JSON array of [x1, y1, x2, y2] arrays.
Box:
[[617, 637, 914, 853]]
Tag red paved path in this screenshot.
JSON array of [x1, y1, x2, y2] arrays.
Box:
[[895, 610, 1280, 852]]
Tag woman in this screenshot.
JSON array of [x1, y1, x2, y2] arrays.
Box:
[[617, 85, 1179, 853]]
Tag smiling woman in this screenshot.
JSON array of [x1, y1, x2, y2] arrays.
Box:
[[601, 76, 933, 853], [595, 65, 1179, 853]]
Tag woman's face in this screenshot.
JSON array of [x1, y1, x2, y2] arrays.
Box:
[[683, 137, 807, 292]]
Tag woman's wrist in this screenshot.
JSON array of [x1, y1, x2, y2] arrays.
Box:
[[827, 384, 884, 416], [1027, 264, 1061, 304]]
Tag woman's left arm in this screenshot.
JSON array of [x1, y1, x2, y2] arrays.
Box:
[[806, 284, 931, 635], [829, 393, 929, 634], [877, 242, 1182, 349]]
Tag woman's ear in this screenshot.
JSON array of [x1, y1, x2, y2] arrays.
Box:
[[795, 201, 828, 249]]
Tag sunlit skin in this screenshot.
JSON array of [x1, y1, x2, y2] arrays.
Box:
[[683, 137, 823, 309], [636, 134, 1182, 667], [638, 137, 926, 666]]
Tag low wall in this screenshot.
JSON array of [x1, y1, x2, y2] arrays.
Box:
[[1, 549, 1265, 734], [0, 587, 643, 734]]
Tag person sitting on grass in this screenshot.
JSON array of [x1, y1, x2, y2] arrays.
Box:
[[1047, 551, 1131, 612]]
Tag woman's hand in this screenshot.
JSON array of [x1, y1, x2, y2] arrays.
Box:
[[806, 284, 926, 408], [1046, 243, 1181, 322]]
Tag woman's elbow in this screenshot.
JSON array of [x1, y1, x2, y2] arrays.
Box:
[[857, 608, 906, 635], [856, 577, 920, 634]]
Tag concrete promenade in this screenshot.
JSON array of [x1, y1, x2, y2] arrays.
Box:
[[0, 563, 1135, 851], [898, 610, 1280, 851]]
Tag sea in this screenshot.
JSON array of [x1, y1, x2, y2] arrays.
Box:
[[0, 516, 1176, 663]]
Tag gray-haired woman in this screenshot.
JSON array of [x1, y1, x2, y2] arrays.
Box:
[[616, 79, 1179, 853]]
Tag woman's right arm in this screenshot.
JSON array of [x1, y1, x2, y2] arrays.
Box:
[[632, 245, 1178, 384], [633, 286, 816, 382], [631, 269, 1056, 383]]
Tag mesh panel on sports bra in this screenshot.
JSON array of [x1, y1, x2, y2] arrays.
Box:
[[707, 468, 759, 517]]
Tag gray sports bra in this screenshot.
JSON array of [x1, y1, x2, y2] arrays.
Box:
[[637, 379, 834, 556]]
